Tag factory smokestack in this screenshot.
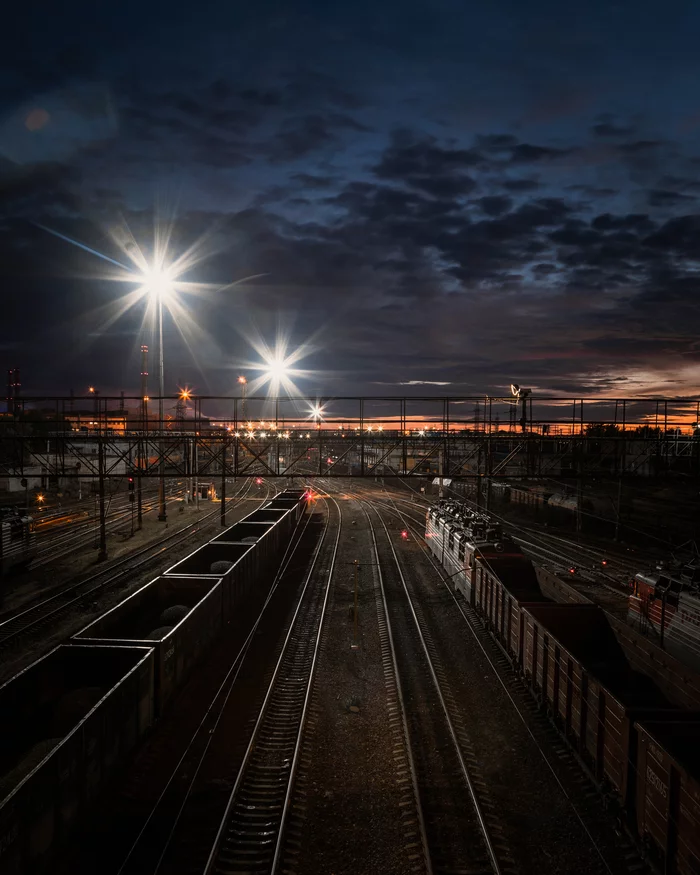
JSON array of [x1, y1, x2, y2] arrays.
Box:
[[6, 368, 20, 415], [140, 345, 149, 422]]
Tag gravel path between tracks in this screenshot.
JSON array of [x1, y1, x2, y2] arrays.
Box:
[[0, 487, 272, 685], [289, 496, 412, 875]]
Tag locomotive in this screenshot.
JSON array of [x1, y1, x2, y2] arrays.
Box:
[[425, 499, 538, 603], [629, 560, 700, 673], [0, 507, 36, 574]]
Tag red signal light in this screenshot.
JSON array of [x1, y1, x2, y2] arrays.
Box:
[[255, 477, 262, 485], [569, 566, 576, 575], [601, 559, 608, 567], [401, 530, 408, 540]]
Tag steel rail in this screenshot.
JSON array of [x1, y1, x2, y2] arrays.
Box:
[[362, 498, 503, 875], [375, 492, 617, 875], [0, 478, 261, 650], [203, 493, 341, 875], [115, 502, 319, 875]]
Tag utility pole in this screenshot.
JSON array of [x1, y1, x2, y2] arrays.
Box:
[[221, 433, 227, 526], [97, 434, 107, 561]]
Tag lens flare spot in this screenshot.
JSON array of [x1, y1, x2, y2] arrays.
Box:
[[25, 108, 50, 131]]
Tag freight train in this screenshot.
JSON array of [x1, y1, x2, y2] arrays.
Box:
[[629, 560, 700, 674], [0, 488, 308, 874], [426, 499, 700, 875], [0, 507, 36, 574]]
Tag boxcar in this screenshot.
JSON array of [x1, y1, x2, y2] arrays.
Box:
[[0, 644, 153, 874], [73, 576, 221, 714], [473, 552, 546, 661], [635, 717, 700, 875], [521, 603, 673, 808]]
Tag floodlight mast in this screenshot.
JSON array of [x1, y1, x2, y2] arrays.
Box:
[[510, 383, 532, 431]]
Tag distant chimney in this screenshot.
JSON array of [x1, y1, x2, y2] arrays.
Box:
[[6, 368, 20, 415], [141, 345, 149, 422]]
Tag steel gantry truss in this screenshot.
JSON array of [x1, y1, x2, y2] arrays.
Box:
[[2, 394, 699, 487]]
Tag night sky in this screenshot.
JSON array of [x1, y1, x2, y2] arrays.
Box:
[[3, 1, 700, 400]]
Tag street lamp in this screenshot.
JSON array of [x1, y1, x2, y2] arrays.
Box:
[[142, 265, 173, 521], [238, 375, 247, 421]]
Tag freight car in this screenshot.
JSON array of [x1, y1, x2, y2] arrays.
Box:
[[425, 499, 700, 875], [0, 507, 36, 574], [74, 490, 309, 715], [0, 644, 154, 874], [0, 490, 308, 871]]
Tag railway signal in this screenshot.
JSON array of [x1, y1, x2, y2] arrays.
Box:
[[401, 529, 408, 540], [255, 477, 263, 485], [128, 477, 135, 491], [569, 566, 577, 575]]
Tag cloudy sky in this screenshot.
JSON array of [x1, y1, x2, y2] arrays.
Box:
[[2, 0, 700, 401]]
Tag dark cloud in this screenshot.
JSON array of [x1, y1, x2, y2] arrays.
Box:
[[478, 195, 512, 216], [566, 184, 618, 198], [501, 178, 541, 192], [476, 133, 519, 152], [269, 112, 369, 162], [507, 143, 574, 163], [591, 213, 655, 233], [591, 121, 635, 138], [647, 189, 697, 207], [373, 131, 481, 198]]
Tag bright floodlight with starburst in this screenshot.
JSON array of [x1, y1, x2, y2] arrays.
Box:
[[240, 329, 318, 398], [36, 214, 267, 379]]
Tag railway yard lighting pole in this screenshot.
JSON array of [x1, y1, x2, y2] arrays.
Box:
[[143, 267, 172, 523]]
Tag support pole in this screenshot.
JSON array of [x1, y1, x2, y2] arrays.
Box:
[[97, 434, 107, 561], [157, 295, 167, 522], [221, 435, 227, 526]]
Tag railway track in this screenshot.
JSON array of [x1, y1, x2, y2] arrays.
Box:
[[362, 490, 648, 875], [349, 483, 636, 597], [0, 478, 263, 652], [30, 485, 182, 567], [202, 495, 341, 875], [362, 499, 506, 875], [108, 501, 323, 875]]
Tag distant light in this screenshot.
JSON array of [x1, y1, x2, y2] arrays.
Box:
[[142, 264, 174, 303], [367, 425, 373, 432], [143, 395, 150, 402], [264, 357, 289, 381], [36, 494, 45, 503], [179, 387, 191, 400], [88, 386, 95, 394], [238, 375, 247, 385], [305, 432, 310, 438], [234, 431, 240, 437], [378, 425, 383, 432]]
